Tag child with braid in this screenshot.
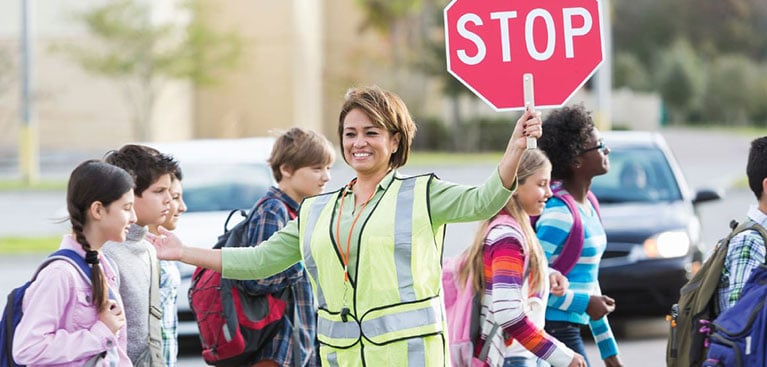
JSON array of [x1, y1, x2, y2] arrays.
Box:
[[13, 160, 136, 366], [102, 144, 179, 366]]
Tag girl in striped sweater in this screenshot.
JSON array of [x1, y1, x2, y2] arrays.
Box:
[[536, 105, 622, 367], [459, 149, 586, 367]]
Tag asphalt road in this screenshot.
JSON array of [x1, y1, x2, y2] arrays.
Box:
[[0, 127, 758, 366]]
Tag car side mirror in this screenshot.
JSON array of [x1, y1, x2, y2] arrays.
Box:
[[693, 188, 723, 205]]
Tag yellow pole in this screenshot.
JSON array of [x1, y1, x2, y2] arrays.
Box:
[[19, 124, 39, 184], [19, 0, 39, 185]]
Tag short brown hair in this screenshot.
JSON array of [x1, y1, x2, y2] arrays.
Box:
[[268, 127, 335, 182], [337, 85, 416, 169], [104, 144, 178, 196]]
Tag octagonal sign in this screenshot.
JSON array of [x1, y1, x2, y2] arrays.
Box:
[[444, 0, 604, 110]]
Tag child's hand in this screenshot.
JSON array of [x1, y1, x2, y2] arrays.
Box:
[[568, 353, 587, 367], [99, 300, 125, 335], [549, 270, 569, 296], [586, 295, 616, 320]]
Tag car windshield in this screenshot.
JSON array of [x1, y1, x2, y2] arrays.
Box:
[[180, 163, 273, 212], [591, 146, 682, 203]]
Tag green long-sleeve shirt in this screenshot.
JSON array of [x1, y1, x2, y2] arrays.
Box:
[[222, 168, 515, 281]]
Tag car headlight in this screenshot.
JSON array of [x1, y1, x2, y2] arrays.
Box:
[[642, 231, 690, 258]]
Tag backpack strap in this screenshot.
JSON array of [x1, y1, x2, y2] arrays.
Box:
[[478, 323, 501, 361], [39, 249, 92, 282], [253, 195, 298, 220], [146, 250, 163, 363], [754, 223, 767, 263], [222, 195, 298, 249], [549, 188, 601, 275], [724, 219, 767, 259], [35, 249, 117, 300]]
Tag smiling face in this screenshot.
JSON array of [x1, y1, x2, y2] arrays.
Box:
[[133, 173, 172, 227], [99, 189, 137, 243], [159, 179, 186, 231], [514, 165, 553, 216], [342, 108, 400, 178]]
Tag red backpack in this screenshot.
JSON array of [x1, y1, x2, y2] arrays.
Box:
[[189, 199, 297, 367]]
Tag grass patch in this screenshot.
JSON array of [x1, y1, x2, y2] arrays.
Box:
[[0, 236, 61, 254], [732, 175, 749, 189], [0, 179, 67, 191], [408, 151, 502, 166]]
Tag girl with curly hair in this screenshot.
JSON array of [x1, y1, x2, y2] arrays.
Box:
[[536, 104, 624, 367]]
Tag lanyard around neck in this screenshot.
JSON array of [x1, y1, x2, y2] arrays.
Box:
[[334, 179, 376, 282]]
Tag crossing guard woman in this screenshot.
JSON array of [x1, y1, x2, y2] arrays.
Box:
[[151, 85, 542, 366]]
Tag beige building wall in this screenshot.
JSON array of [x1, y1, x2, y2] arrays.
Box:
[[0, 0, 193, 156], [0, 0, 391, 156], [194, 0, 384, 144], [194, 0, 325, 139]]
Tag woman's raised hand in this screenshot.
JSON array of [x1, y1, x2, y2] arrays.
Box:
[[498, 108, 544, 188], [146, 227, 184, 261], [510, 108, 542, 151]]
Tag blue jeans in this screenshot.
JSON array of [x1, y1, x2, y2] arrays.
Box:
[[503, 356, 548, 367], [544, 321, 590, 367]]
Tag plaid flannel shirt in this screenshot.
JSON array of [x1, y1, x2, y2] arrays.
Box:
[[159, 260, 180, 367], [240, 187, 318, 366], [716, 205, 767, 313]]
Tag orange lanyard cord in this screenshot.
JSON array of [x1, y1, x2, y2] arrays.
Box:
[[335, 180, 376, 282]]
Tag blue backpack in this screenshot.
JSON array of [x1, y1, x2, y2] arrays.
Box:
[[703, 262, 767, 366], [0, 249, 96, 367]]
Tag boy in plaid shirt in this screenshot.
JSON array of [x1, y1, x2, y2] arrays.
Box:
[[241, 127, 335, 367], [716, 136, 767, 313]]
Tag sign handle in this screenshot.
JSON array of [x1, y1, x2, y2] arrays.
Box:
[[523, 73, 536, 150]]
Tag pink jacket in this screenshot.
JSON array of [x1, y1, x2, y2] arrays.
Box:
[[12, 235, 132, 367]]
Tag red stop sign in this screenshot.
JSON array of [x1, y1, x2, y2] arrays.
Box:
[[444, 0, 604, 110]]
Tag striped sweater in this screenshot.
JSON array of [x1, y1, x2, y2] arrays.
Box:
[[536, 195, 619, 359], [477, 212, 574, 367]]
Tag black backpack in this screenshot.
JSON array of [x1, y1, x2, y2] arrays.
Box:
[[666, 219, 767, 367], [188, 203, 295, 367]]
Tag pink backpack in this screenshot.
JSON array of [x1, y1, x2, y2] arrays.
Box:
[[443, 254, 492, 367], [443, 213, 518, 367]]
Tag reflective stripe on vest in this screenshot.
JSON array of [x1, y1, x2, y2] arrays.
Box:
[[317, 297, 443, 345], [301, 192, 333, 309], [394, 177, 417, 301], [300, 175, 446, 352]]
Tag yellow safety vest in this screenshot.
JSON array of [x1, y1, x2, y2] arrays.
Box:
[[299, 174, 449, 366]]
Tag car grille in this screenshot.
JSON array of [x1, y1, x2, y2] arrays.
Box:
[[178, 310, 196, 322], [602, 248, 631, 259]]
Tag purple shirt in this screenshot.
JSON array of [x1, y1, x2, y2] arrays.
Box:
[[13, 235, 132, 367]]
